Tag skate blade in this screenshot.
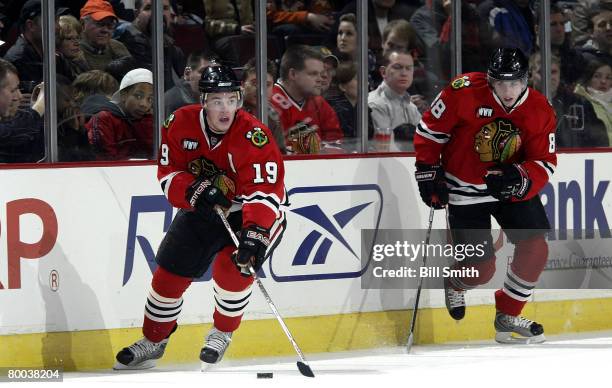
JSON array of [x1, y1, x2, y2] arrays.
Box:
[[113, 359, 156, 370], [200, 361, 218, 372], [495, 332, 546, 344]]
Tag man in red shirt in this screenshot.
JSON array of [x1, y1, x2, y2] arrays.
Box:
[[114, 64, 287, 369], [414, 48, 556, 344], [271, 44, 343, 153]]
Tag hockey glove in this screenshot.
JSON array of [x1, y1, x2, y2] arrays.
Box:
[[186, 176, 233, 211], [232, 225, 270, 277], [415, 162, 449, 209], [484, 163, 531, 202]]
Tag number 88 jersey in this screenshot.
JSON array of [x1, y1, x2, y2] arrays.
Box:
[[414, 72, 557, 205], [158, 105, 288, 231]]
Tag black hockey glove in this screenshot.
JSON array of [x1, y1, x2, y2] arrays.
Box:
[[415, 162, 449, 209], [232, 225, 270, 277], [484, 163, 531, 202], [186, 176, 232, 211]]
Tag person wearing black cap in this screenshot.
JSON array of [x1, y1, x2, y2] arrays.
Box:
[[413, 48, 557, 344], [3, 0, 69, 83], [113, 64, 286, 370]]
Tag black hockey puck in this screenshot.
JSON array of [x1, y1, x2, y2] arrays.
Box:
[[257, 372, 273, 378]]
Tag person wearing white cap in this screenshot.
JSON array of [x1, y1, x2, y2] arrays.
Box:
[[85, 68, 154, 160]]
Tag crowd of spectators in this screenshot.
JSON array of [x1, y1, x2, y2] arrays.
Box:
[[0, 0, 609, 163]]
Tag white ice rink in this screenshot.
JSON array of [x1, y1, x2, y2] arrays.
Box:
[[18, 331, 612, 388]]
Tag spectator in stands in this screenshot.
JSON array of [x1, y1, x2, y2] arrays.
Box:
[[80, 0, 133, 72], [56, 75, 95, 161], [86, 68, 154, 160], [3, 0, 69, 83], [580, 7, 612, 63], [571, 0, 612, 47], [382, 19, 440, 108], [267, 0, 335, 38], [73, 70, 119, 107], [381, 19, 420, 57], [530, 53, 608, 148], [242, 57, 286, 154], [313, 46, 339, 98], [116, 0, 184, 90], [535, 5, 585, 86], [0, 58, 44, 163], [333, 13, 378, 89], [336, 13, 357, 61], [338, 0, 414, 62], [165, 50, 216, 117], [327, 61, 374, 138], [56, 15, 90, 82], [271, 45, 343, 152], [368, 49, 421, 144], [203, 0, 254, 46], [480, 0, 535, 56], [574, 59, 612, 141]]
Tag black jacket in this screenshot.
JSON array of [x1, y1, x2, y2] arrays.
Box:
[[0, 108, 44, 163]]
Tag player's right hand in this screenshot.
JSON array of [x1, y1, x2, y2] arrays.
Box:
[[414, 162, 449, 209], [232, 224, 270, 277], [186, 176, 232, 211]]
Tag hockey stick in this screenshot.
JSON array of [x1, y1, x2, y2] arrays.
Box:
[[214, 207, 315, 378], [406, 203, 436, 353]]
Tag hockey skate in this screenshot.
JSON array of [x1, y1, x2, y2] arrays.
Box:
[[114, 337, 169, 370], [444, 278, 466, 320], [200, 327, 233, 365], [494, 312, 545, 344]]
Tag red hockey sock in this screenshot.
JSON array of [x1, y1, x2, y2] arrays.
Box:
[[143, 266, 192, 343], [211, 246, 254, 333], [449, 256, 497, 290], [496, 235, 548, 316]]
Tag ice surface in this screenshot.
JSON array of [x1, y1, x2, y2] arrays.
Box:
[[20, 331, 612, 388]]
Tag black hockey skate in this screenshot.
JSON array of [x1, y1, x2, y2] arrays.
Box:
[[200, 327, 233, 365], [114, 337, 169, 370], [494, 312, 545, 344], [444, 278, 466, 320]]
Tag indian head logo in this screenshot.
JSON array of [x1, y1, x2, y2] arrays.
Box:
[[474, 118, 522, 162]]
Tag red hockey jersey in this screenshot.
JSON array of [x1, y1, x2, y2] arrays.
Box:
[[414, 72, 557, 205], [271, 82, 344, 142], [157, 105, 287, 231]]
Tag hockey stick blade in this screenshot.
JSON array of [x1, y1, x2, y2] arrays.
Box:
[[406, 333, 414, 353], [297, 361, 315, 377]]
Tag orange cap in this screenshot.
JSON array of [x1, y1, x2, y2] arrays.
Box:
[[80, 0, 117, 21]]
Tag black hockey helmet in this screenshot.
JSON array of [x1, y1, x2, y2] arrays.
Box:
[[199, 64, 242, 94], [487, 48, 528, 81]]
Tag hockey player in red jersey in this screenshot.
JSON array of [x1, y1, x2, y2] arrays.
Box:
[[414, 48, 556, 344], [114, 64, 287, 369]]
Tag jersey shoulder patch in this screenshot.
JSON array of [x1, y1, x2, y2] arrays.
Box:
[[163, 113, 175, 129], [451, 75, 472, 90], [245, 127, 269, 148]]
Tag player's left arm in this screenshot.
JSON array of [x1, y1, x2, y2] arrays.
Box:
[[233, 125, 287, 230], [517, 107, 557, 199]]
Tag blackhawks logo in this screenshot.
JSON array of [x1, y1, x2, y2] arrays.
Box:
[[188, 157, 221, 178], [187, 157, 236, 198], [246, 127, 269, 148], [474, 118, 522, 162], [451, 76, 471, 90]]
